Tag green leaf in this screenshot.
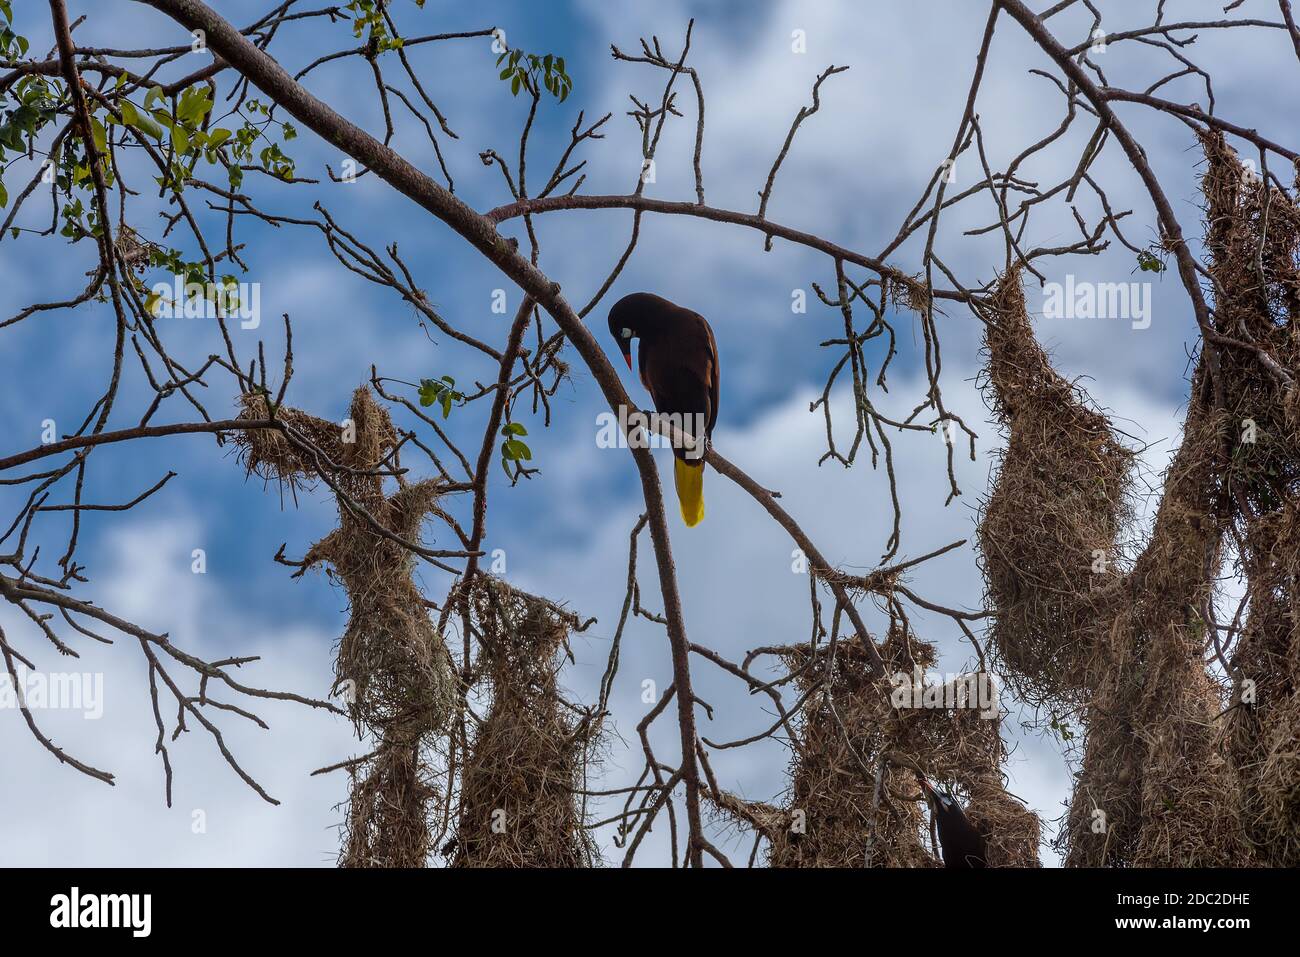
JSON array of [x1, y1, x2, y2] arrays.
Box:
[[0, 179, 7, 209], [90, 117, 108, 153], [121, 100, 164, 139], [1135, 249, 1165, 274], [150, 109, 175, 136], [417, 378, 439, 407], [177, 88, 213, 125], [501, 437, 531, 462]]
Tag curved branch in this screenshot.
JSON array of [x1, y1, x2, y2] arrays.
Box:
[[133, 0, 711, 863], [486, 193, 973, 304]]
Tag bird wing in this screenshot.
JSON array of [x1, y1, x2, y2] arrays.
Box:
[[642, 327, 714, 458], [703, 315, 719, 438]]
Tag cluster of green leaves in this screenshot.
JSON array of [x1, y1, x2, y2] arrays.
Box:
[[499, 421, 531, 476], [142, 279, 240, 317], [0, 110, 95, 237], [111, 82, 216, 192], [230, 98, 297, 187], [1135, 248, 1166, 273], [150, 247, 233, 289], [0, 80, 49, 154], [139, 246, 240, 315], [496, 49, 572, 102], [107, 83, 294, 193], [0, 0, 27, 60], [344, 0, 410, 55], [418, 376, 466, 418], [0, 69, 56, 209], [0, 0, 23, 202], [415, 379, 534, 477], [1048, 711, 1075, 742], [43, 117, 125, 238], [57, 196, 101, 240]]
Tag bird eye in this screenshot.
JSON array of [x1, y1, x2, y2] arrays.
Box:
[[621, 327, 632, 339]]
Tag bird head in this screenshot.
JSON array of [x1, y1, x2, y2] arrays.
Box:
[[607, 317, 634, 368], [607, 295, 647, 370], [918, 776, 960, 814]]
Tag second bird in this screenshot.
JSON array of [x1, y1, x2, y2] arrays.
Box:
[[608, 293, 720, 527], [919, 776, 989, 868]]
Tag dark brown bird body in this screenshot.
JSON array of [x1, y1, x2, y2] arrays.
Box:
[[921, 778, 988, 868], [608, 293, 719, 525]]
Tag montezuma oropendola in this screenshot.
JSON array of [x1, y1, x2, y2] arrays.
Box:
[[608, 293, 719, 527], [919, 777, 988, 868]]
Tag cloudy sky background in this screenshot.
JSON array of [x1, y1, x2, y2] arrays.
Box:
[[1, 0, 1294, 866]]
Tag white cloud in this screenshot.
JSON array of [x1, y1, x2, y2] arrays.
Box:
[[0, 516, 356, 866]]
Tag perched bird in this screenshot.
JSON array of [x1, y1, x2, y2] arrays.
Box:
[[608, 293, 719, 527], [919, 777, 988, 868]]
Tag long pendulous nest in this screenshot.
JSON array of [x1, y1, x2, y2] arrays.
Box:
[[236, 386, 458, 867], [720, 629, 1039, 868], [339, 733, 438, 869], [1198, 130, 1300, 867], [1060, 133, 1300, 867], [1060, 375, 1251, 866], [449, 577, 599, 868], [976, 269, 1135, 709], [1230, 502, 1300, 866]]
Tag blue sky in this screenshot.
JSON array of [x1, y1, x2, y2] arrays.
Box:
[[1, 0, 1295, 865]]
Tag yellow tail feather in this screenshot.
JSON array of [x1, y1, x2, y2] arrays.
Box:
[[673, 457, 705, 527]]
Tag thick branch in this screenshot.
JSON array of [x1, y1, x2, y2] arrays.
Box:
[[134, 0, 709, 863]]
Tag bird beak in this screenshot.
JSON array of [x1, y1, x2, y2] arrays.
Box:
[[918, 777, 937, 799]]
